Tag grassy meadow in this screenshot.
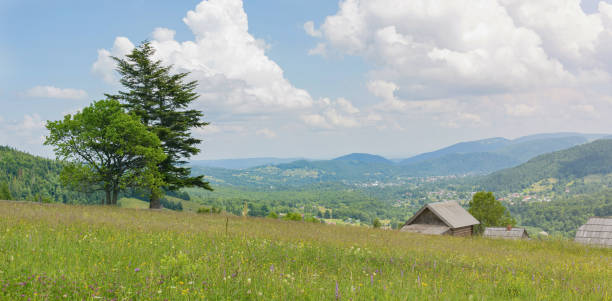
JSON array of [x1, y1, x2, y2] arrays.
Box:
[[0, 201, 610, 300]]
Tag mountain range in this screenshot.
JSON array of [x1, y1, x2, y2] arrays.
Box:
[[191, 133, 609, 186]]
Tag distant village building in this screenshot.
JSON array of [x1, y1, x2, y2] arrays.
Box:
[[483, 226, 529, 240], [574, 217, 612, 247], [400, 201, 480, 236]]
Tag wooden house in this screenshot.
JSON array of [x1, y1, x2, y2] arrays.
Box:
[[400, 201, 480, 236], [574, 217, 612, 247], [483, 226, 529, 240]]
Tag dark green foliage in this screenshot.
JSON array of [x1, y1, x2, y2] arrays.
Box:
[[481, 139, 612, 192], [0, 146, 95, 203], [372, 218, 381, 228], [468, 192, 515, 234], [45, 99, 166, 205], [267, 211, 279, 219], [0, 182, 12, 200], [107, 42, 212, 208]]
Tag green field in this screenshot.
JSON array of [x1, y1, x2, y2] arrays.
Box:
[[0, 201, 610, 300]]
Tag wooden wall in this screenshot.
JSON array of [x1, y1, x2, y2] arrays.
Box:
[[451, 226, 472, 237]]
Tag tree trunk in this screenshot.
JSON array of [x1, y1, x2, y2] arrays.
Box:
[[149, 192, 162, 209], [105, 189, 111, 205], [112, 188, 119, 205]]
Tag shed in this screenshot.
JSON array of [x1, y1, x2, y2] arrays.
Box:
[[400, 201, 480, 236], [574, 217, 612, 247], [483, 226, 529, 240]]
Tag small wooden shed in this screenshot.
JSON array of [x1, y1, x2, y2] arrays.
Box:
[[574, 217, 612, 247], [400, 201, 480, 236], [483, 226, 529, 240]]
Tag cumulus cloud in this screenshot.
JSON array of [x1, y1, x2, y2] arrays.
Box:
[[0, 114, 47, 148], [23, 86, 88, 100], [92, 37, 135, 84], [308, 0, 612, 98], [300, 97, 362, 129], [303, 21, 322, 37], [94, 0, 313, 113]]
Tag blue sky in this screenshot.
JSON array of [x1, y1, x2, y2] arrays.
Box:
[[2, 0, 612, 159]]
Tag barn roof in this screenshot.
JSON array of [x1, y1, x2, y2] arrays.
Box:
[[400, 224, 450, 235], [405, 201, 480, 229], [483, 227, 529, 239], [574, 217, 612, 247]]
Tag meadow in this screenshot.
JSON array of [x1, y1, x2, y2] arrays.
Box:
[[0, 201, 610, 300]]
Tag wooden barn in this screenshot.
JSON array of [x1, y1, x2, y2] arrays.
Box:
[[574, 217, 612, 247], [400, 201, 480, 237], [483, 226, 529, 240]]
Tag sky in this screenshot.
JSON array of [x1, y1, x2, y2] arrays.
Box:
[[2, 0, 612, 160]]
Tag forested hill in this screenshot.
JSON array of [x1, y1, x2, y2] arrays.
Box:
[[481, 139, 612, 192], [0, 146, 87, 203]]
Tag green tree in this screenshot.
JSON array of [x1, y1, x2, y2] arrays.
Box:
[[372, 218, 382, 229], [107, 42, 212, 209], [0, 182, 12, 200], [45, 99, 166, 205], [468, 191, 516, 234]]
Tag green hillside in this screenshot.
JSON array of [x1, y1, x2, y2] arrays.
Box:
[[481, 139, 612, 192], [0, 201, 609, 300], [0, 146, 91, 203]]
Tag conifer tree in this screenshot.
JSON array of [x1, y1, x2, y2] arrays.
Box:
[[107, 42, 212, 208]]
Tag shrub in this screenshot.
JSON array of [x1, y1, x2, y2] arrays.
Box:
[[283, 212, 302, 221]]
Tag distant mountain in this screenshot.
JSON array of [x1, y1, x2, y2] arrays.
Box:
[[192, 133, 611, 187], [333, 153, 393, 164], [399, 133, 605, 168], [399, 137, 510, 165], [401, 152, 519, 176], [481, 139, 612, 192], [190, 157, 303, 170]]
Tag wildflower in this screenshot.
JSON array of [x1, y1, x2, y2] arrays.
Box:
[[335, 280, 340, 300], [134, 268, 140, 272]]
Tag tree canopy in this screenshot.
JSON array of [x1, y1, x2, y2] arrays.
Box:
[[107, 41, 212, 208], [468, 191, 515, 234], [45, 99, 166, 205]]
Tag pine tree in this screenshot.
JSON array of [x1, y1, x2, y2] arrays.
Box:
[[107, 42, 212, 208]]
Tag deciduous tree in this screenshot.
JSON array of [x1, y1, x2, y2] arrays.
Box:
[[468, 191, 515, 234], [45, 99, 166, 205]]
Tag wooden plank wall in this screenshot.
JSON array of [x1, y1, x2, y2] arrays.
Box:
[[451, 226, 472, 237]]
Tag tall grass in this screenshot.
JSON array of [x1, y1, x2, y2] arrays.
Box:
[[0, 201, 610, 300]]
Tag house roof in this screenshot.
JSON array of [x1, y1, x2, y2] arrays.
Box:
[[574, 217, 612, 247], [400, 224, 450, 235], [405, 201, 480, 229], [484, 227, 529, 239]]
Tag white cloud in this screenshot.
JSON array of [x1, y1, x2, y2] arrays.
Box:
[[301, 97, 362, 129], [256, 128, 277, 139], [303, 21, 322, 37], [308, 43, 327, 56], [95, 0, 314, 113], [92, 37, 135, 84], [309, 0, 612, 98], [505, 104, 537, 117], [23, 86, 88, 100]]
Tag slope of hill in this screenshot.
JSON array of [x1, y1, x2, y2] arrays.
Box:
[[333, 153, 393, 164], [0, 146, 88, 203], [399, 137, 510, 165], [1, 201, 609, 300], [481, 139, 612, 192]]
